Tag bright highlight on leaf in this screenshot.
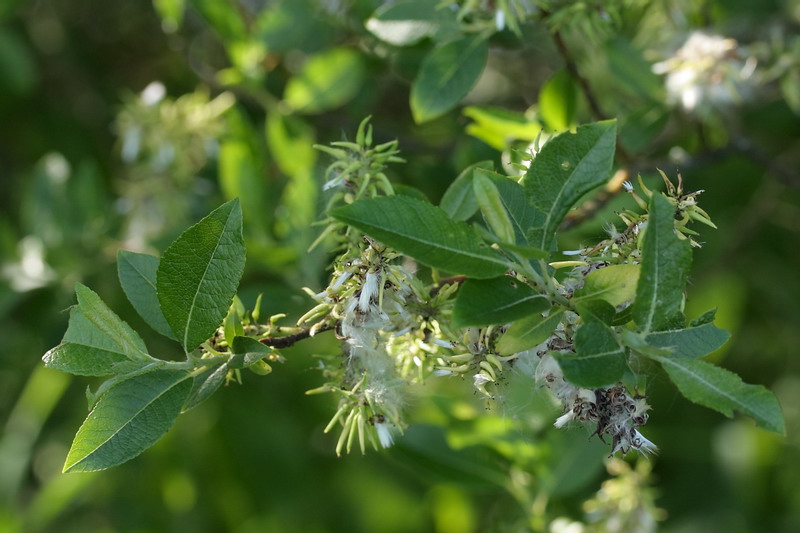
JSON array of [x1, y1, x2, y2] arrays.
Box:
[[64, 369, 192, 472]]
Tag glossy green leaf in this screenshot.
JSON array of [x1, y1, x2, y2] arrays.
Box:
[[539, 70, 577, 131], [633, 193, 692, 332], [330, 196, 510, 279], [410, 35, 488, 124], [473, 172, 515, 243], [453, 277, 550, 327], [573, 264, 640, 308], [554, 317, 627, 388], [117, 250, 176, 340], [439, 161, 493, 221], [365, 0, 457, 46], [645, 323, 730, 358], [653, 356, 784, 434], [523, 120, 617, 251], [158, 199, 246, 353], [575, 299, 616, 326], [44, 284, 150, 376], [183, 364, 228, 412], [63, 369, 192, 472], [283, 48, 365, 114], [496, 309, 564, 356]]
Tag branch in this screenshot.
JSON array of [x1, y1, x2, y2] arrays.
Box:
[[550, 29, 634, 229], [259, 323, 336, 349]]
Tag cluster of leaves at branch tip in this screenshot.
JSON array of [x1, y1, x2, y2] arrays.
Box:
[[43, 117, 784, 472]]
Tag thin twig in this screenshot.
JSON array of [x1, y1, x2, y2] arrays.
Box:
[[550, 29, 634, 229], [259, 323, 335, 349]]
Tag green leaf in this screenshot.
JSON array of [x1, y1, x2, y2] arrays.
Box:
[[554, 318, 627, 388], [44, 284, 150, 375], [410, 35, 488, 124], [653, 356, 784, 434], [63, 369, 192, 472], [117, 251, 176, 340], [183, 364, 228, 412], [365, 0, 457, 46], [439, 161, 493, 221], [158, 199, 246, 353], [283, 48, 365, 114], [463, 106, 541, 150], [489, 172, 542, 247], [632, 193, 692, 333], [645, 323, 730, 358], [690, 309, 717, 327], [330, 196, 510, 279], [575, 299, 616, 326], [539, 70, 577, 131], [473, 172, 515, 243], [523, 120, 617, 251], [265, 112, 316, 178], [573, 264, 640, 308], [496, 242, 549, 260], [453, 277, 550, 327], [229, 336, 272, 369], [496, 309, 564, 356]]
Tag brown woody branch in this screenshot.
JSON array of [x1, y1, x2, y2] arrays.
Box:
[[259, 323, 335, 349]]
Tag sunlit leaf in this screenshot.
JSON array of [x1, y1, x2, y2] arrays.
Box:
[[64, 369, 192, 472], [117, 250, 175, 340]]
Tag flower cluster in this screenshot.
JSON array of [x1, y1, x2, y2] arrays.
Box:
[[653, 31, 756, 116], [536, 354, 657, 456]]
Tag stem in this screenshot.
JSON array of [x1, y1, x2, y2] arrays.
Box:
[[259, 323, 336, 348]]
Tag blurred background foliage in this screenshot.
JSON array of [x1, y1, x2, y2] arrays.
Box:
[[1, 0, 799, 531]]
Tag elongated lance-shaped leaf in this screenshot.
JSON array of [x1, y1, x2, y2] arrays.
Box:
[[523, 120, 617, 251], [452, 276, 550, 327], [473, 172, 515, 243], [653, 355, 784, 434], [439, 161, 493, 221], [330, 196, 510, 279], [117, 250, 176, 340], [632, 193, 692, 333], [645, 323, 730, 358], [496, 309, 564, 356], [554, 316, 627, 388], [44, 284, 150, 376], [488, 172, 542, 248], [410, 34, 488, 123], [158, 199, 246, 353], [63, 369, 192, 472]]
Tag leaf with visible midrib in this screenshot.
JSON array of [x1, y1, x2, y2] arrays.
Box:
[[117, 250, 176, 340], [573, 264, 640, 308], [523, 120, 617, 251], [330, 196, 510, 279], [64, 369, 192, 472], [554, 317, 627, 388], [43, 284, 151, 376], [645, 323, 730, 358], [496, 309, 564, 356], [158, 199, 246, 353], [632, 193, 692, 333], [453, 277, 550, 327], [653, 356, 784, 434], [411, 35, 488, 124]]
